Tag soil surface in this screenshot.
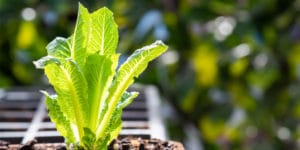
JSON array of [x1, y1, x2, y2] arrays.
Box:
[[0, 138, 184, 150], [108, 137, 184, 150]]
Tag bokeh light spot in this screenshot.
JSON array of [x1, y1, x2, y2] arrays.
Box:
[[21, 8, 36, 21]]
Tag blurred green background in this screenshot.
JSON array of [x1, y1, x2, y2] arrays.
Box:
[[1, 0, 300, 149]]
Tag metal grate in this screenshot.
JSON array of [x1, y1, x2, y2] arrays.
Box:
[[0, 85, 166, 144]]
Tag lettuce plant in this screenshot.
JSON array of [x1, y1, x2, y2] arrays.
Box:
[[33, 3, 167, 149]]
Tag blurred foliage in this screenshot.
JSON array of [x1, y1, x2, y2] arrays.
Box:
[[1, 0, 300, 149]]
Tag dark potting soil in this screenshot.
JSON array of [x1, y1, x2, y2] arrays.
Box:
[[0, 138, 184, 150], [108, 137, 184, 150], [0, 139, 66, 150]]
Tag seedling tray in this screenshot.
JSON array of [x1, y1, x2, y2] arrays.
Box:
[[0, 85, 166, 144]]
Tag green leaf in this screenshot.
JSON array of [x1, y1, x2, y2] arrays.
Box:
[[93, 91, 138, 149], [118, 91, 139, 109], [97, 91, 138, 148], [108, 91, 138, 140], [83, 54, 119, 131], [46, 37, 71, 59], [33, 56, 60, 69], [69, 3, 90, 68], [111, 41, 167, 102], [44, 58, 88, 139], [41, 91, 75, 144], [88, 7, 118, 55], [82, 128, 96, 149], [96, 41, 167, 137]]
